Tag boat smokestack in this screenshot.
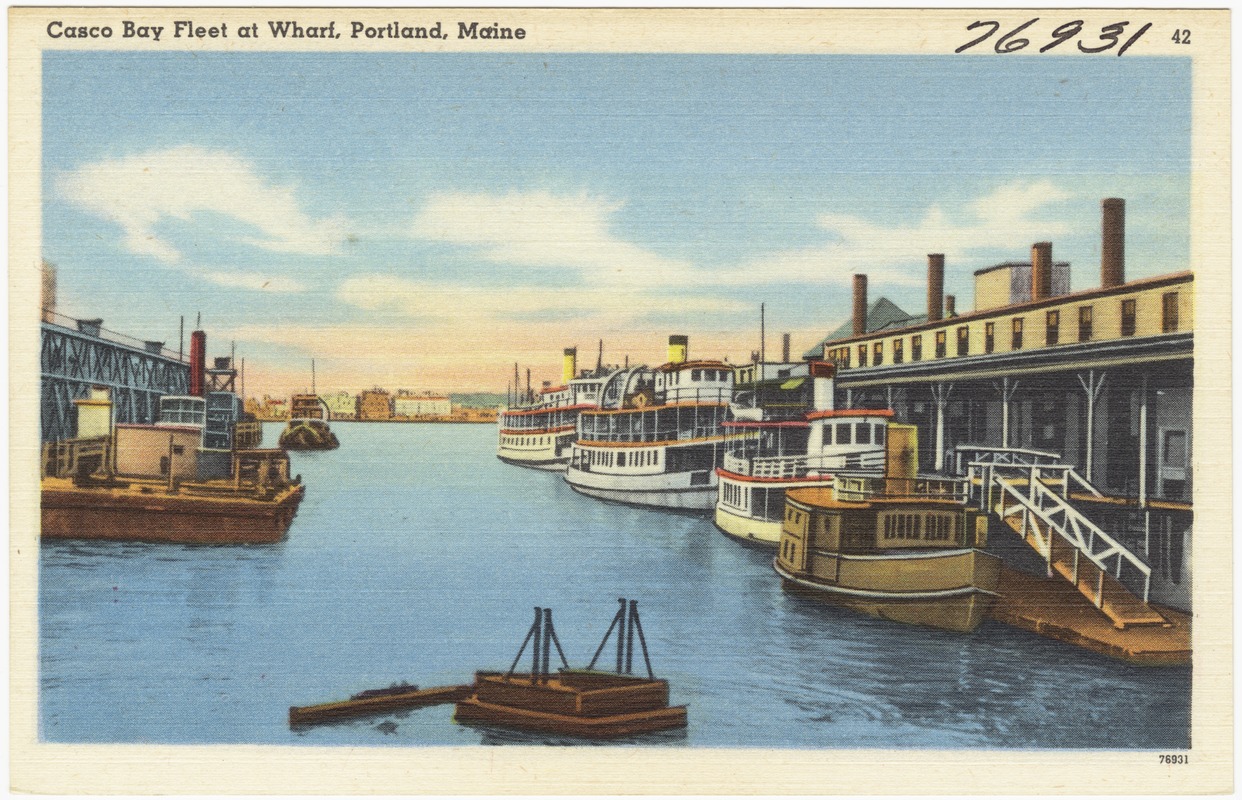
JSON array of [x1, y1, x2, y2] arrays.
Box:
[[852, 275, 867, 337], [809, 360, 835, 412], [668, 335, 688, 365], [1101, 197, 1125, 288], [944, 294, 956, 317], [562, 347, 577, 384], [927, 254, 944, 323], [189, 330, 207, 397], [885, 423, 919, 481], [782, 333, 791, 363], [1031, 242, 1053, 301]]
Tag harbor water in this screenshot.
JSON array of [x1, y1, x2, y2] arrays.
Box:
[[39, 423, 1190, 748]]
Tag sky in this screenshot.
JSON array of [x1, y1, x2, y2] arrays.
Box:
[[41, 53, 1191, 398]]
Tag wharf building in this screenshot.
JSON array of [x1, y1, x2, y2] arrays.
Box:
[[321, 391, 359, 421], [805, 199, 1192, 611]]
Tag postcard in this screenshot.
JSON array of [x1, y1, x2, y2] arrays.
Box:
[[10, 6, 1232, 795]]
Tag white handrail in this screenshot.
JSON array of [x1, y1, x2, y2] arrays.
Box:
[[991, 465, 1151, 604]]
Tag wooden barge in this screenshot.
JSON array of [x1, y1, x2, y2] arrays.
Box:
[[288, 600, 688, 740], [456, 670, 686, 739], [41, 441, 305, 545]]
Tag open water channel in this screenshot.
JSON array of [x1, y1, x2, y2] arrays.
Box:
[[40, 422, 1190, 748]]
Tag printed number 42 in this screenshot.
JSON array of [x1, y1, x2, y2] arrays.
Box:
[[1172, 29, 1191, 44]]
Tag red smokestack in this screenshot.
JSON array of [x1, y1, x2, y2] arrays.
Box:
[[927, 254, 945, 322], [852, 274, 868, 337], [1101, 198, 1125, 288], [1031, 242, 1052, 301], [189, 330, 206, 396]]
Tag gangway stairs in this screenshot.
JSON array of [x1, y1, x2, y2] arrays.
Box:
[[955, 446, 1168, 630]]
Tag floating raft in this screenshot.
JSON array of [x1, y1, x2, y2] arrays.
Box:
[[989, 567, 1191, 666], [455, 670, 688, 739], [289, 684, 472, 726]]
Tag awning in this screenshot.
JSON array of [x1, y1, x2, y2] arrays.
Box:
[[779, 377, 806, 390]]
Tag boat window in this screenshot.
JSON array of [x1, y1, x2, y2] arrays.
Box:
[[875, 425, 885, 445], [856, 424, 871, 444], [617, 452, 626, 467], [837, 423, 852, 445], [824, 424, 834, 446], [691, 369, 701, 381]]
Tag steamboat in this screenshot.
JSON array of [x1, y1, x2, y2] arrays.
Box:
[[497, 346, 621, 471], [564, 335, 740, 511]]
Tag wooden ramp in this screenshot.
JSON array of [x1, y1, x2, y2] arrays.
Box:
[[989, 567, 1190, 666], [1000, 505, 1169, 630], [289, 684, 473, 726]]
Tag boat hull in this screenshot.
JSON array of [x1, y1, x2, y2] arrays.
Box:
[[565, 470, 717, 511], [714, 502, 783, 546], [40, 478, 305, 545], [773, 552, 1001, 633], [496, 453, 568, 472]]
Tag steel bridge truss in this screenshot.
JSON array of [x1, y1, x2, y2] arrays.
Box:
[[41, 323, 190, 443]]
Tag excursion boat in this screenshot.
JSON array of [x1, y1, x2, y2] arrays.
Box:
[[497, 347, 620, 471], [716, 360, 890, 546], [772, 422, 1002, 633], [564, 335, 740, 512]]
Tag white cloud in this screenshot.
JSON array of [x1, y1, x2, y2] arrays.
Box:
[[195, 270, 307, 293], [57, 145, 347, 264], [411, 190, 697, 286], [337, 274, 747, 328], [719, 180, 1075, 286]]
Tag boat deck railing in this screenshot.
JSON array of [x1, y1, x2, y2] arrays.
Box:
[[834, 474, 971, 503], [722, 449, 886, 480]]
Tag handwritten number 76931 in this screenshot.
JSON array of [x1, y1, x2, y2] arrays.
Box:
[[956, 19, 1154, 56]]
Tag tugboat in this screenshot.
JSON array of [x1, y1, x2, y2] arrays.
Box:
[[278, 360, 340, 451], [454, 599, 688, 739], [773, 422, 1002, 633]]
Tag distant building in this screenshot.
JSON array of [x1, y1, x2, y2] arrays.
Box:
[[358, 388, 393, 420], [320, 391, 358, 420], [394, 393, 451, 417]]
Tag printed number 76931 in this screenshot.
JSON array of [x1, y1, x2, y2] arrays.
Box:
[[1159, 755, 1189, 765]]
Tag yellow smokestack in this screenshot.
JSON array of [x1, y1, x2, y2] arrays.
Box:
[[562, 347, 577, 384], [668, 335, 688, 365], [885, 424, 919, 481]]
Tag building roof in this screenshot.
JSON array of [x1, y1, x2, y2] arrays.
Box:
[[803, 298, 920, 358]]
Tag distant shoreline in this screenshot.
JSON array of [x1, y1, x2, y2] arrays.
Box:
[[255, 416, 497, 425]]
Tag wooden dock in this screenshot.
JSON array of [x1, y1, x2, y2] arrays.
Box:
[[989, 567, 1191, 666], [289, 684, 473, 726]]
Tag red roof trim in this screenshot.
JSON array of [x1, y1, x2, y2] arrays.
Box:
[[804, 408, 895, 421]]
